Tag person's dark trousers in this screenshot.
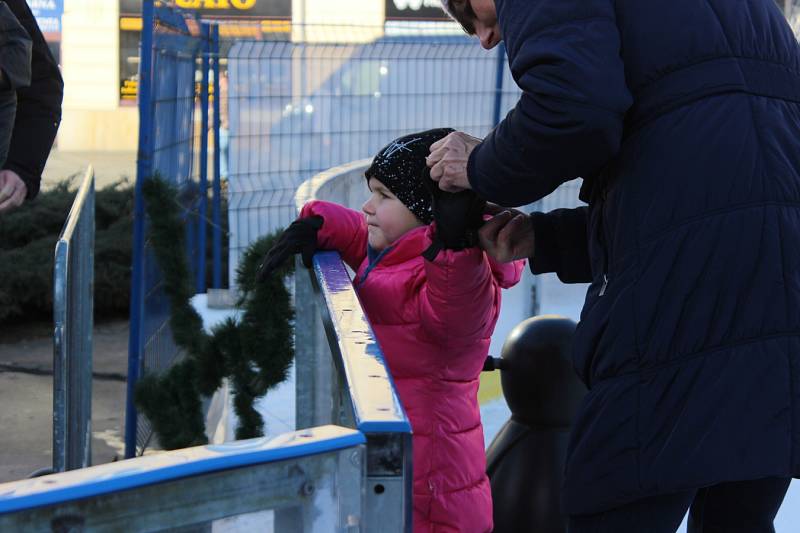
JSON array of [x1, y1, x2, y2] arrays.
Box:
[[568, 477, 791, 533]]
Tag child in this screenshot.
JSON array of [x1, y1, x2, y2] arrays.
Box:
[[259, 128, 525, 532]]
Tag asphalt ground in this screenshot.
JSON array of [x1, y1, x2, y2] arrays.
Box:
[[0, 320, 129, 483]]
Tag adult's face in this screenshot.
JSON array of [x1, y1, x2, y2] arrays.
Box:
[[445, 0, 501, 50], [471, 0, 501, 49]]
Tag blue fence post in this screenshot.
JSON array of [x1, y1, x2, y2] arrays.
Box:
[[211, 24, 222, 289], [126, 0, 156, 460], [197, 23, 211, 294], [492, 42, 506, 127]]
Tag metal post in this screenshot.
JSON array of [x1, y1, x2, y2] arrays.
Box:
[[53, 244, 68, 470], [492, 42, 506, 127], [211, 24, 222, 289], [197, 23, 211, 294], [126, 0, 155, 460], [294, 259, 336, 429]]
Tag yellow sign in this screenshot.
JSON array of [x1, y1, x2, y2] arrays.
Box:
[[175, 0, 256, 9], [120, 79, 138, 101]]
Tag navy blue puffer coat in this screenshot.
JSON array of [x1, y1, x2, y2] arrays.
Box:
[[467, 0, 800, 515]]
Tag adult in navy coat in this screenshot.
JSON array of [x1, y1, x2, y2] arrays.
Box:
[[0, 0, 63, 213], [431, 0, 800, 530]]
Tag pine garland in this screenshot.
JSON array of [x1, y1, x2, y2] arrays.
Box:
[[134, 177, 294, 450]]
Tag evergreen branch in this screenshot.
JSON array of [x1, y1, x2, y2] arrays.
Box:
[[134, 176, 294, 449]]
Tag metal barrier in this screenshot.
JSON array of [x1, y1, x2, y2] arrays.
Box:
[[126, 2, 221, 458], [52, 167, 95, 473], [0, 426, 365, 532], [295, 251, 413, 532], [294, 160, 412, 532]]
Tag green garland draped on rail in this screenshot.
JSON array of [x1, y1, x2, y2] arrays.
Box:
[[134, 177, 294, 450]]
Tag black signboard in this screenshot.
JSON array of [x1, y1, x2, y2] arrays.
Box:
[[385, 0, 450, 20], [120, 0, 291, 18]]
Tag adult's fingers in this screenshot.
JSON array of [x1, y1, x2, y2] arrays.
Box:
[[0, 180, 14, 204], [426, 145, 447, 167], [479, 211, 514, 244], [438, 178, 465, 193], [497, 214, 530, 260], [432, 165, 467, 191], [485, 204, 524, 218], [484, 202, 507, 216], [497, 214, 526, 244], [429, 135, 448, 152], [479, 212, 530, 262], [0, 185, 24, 213], [429, 160, 445, 181]]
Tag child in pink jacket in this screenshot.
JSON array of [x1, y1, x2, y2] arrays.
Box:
[[259, 128, 524, 532]]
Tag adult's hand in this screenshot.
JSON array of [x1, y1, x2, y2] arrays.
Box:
[[479, 210, 535, 263], [0, 169, 27, 213], [484, 202, 525, 217], [426, 131, 481, 192]]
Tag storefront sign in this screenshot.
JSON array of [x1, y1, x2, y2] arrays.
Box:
[[29, 0, 64, 35], [120, 0, 290, 18], [118, 0, 290, 102], [385, 0, 450, 20]]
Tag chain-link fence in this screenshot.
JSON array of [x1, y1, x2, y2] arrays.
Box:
[[126, 7, 590, 456], [224, 26, 523, 281], [784, 0, 800, 34]]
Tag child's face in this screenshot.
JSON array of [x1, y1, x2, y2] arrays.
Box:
[[362, 178, 424, 252]]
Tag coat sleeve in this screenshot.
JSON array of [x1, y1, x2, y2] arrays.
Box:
[[468, 0, 632, 206], [419, 226, 499, 342], [530, 207, 592, 283], [4, 0, 63, 200], [299, 200, 368, 271]]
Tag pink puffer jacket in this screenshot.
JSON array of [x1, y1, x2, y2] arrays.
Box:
[[300, 201, 525, 532]]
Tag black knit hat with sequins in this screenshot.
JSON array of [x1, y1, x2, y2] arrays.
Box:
[[364, 128, 455, 224]]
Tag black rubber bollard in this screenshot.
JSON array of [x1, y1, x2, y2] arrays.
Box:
[[486, 316, 587, 533]]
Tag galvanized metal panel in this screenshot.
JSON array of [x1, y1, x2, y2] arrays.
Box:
[[0, 426, 364, 533], [52, 167, 95, 472]]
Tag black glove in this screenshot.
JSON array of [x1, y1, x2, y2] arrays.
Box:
[[422, 169, 486, 261], [256, 215, 323, 282]]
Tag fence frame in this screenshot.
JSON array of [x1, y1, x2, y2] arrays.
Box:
[[125, 0, 156, 461], [212, 23, 223, 289], [52, 166, 95, 473], [126, 1, 221, 458]]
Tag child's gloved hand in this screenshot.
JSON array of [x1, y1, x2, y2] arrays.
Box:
[[256, 215, 323, 282], [422, 169, 486, 260]]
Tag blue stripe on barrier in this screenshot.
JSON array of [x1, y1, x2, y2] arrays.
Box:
[[313, 252, 412, 435], [0, 426, 364, 515]]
